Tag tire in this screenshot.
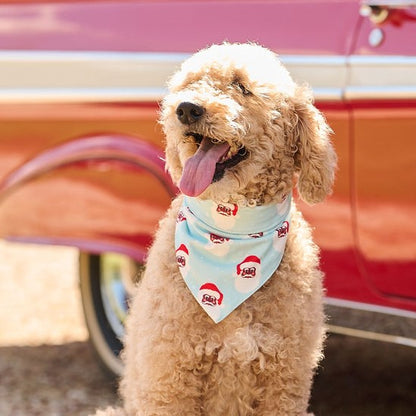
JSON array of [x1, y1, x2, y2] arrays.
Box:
[[79, 252, 141, 377]]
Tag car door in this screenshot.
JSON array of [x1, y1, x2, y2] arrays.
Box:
[[348, 1, 416, 300]]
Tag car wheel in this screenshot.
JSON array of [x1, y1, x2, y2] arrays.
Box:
[[79, 252, 141, 377]]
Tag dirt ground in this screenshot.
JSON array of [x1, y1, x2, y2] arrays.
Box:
[[0, 242, 415, 416]]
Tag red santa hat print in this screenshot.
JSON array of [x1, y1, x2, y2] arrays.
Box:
[[216, 203, 238, 217], [235, 255, 261, 293], [211, 202, 239, 230], [236, 255, 261, 277], [199, 283, 224, 306], [175, 244, 189, 268]]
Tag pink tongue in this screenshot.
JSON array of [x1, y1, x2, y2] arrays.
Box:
[[179, 137, 230, 197]]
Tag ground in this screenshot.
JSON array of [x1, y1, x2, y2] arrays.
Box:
[[0, 242, 415, 415]]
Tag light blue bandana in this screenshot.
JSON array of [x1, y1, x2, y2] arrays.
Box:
[[175, 194, 291, 323]]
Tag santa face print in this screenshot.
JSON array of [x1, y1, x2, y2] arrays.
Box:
[[176, 209, 187, 223], [177, 255, 186, 267], [273, 221, 290, 253], [211, 202, 239, 230], [198, 283, 224, 321], [277, 194, 289, 216], [205, 233, 231, 256], [248, 232, 264, 239], [175, 244, 190, 276], [235, 255, 261, 293]]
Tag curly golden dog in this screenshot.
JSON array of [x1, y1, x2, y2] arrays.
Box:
[[94, 43, 336, 416]]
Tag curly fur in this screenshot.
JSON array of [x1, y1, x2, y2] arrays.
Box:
[[93, 43, 336, 416]]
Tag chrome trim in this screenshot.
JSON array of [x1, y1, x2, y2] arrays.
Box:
[[328, 325, 416, 348], [0, 51, 415, 103], [0, 51, 185, 103], [345, 86, 416, 100], [325, 297, 416, 318], [325, 297, 416, 347], [0, 51, 346, 103], [0, 87, 168, 103], [346, 56, 416, 100]]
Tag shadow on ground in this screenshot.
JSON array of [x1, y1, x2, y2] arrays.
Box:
[[310, 334, 416, 416], [0, 341, 118, 416], [1, 335, 416, 415]]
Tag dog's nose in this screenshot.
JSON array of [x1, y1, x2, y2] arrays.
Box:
[[176, 102, 205, 125]]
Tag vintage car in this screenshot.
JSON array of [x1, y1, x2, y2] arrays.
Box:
[[0, 0, 415, 376]]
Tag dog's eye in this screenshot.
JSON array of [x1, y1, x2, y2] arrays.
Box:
[[234, 82, 252, 96]]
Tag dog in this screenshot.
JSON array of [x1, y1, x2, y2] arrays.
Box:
[[94, 42, 336, 416]]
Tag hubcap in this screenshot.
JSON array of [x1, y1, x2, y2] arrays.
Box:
[[99, 253, 142, 338]]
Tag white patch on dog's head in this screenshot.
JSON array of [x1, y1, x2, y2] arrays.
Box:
[[161, 43, 336, 206]]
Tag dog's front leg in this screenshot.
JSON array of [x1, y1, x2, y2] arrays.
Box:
[[120, 279, 206, 416], [253, 298, 324, 415], [119, 199, 205, 415]]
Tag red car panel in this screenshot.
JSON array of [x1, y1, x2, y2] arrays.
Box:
[[0, 0, 415, 330], [0, 0, 359, 55], [351, 6, 416, 303]]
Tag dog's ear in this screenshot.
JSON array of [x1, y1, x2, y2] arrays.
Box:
[[289, 86, 337, 204]]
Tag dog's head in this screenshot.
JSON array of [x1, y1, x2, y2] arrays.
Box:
[[161, 43, 336, 205]]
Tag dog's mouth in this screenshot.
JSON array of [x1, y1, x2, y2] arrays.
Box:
[[179, 133, 248, 197]]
